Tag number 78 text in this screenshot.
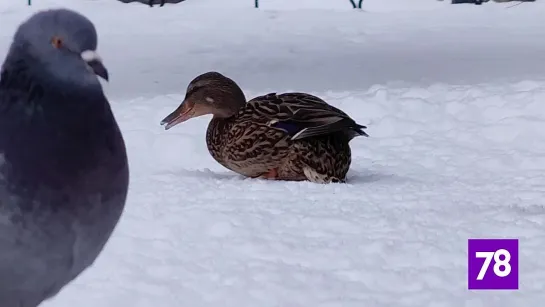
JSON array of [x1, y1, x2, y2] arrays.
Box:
[[475, 249, 512, 280]]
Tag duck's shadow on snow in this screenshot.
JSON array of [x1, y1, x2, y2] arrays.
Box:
[[174, 168, 405, 186], [175, 168, 244, 181], [346, 171, 404, 185]]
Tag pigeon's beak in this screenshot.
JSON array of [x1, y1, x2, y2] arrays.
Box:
[[81, 50, 109, 81]]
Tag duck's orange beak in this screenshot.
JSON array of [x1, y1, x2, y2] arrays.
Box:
[[160, 100, 195, 130]]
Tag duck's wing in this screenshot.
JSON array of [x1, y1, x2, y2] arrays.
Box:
[[245, 92, 368, 141]]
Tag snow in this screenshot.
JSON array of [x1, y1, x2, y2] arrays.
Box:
[[1, 0, 545, 306]]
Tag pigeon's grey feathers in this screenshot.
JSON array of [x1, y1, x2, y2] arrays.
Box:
[[0, 8, 129, 307]]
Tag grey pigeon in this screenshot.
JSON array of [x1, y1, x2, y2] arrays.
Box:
[[0, 9, 129, 307]]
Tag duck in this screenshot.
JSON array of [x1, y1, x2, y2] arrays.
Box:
[[160, 71, 368, 183]]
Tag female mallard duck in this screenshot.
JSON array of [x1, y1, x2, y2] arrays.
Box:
[[160, 71, 368, 183]]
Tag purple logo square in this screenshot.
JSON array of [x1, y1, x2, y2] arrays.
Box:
[[468, 239, 518, 290]]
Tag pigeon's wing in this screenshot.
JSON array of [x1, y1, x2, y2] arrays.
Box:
[[0, 205, 77, 305], [0, 199, 39, 304], [0, 168, 78, 305]]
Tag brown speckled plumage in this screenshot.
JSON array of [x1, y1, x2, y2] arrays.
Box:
[[161, 71, 369, 184]]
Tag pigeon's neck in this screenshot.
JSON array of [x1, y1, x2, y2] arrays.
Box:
[[1, 54, 105, 118], [0, 52, 122, 189], [2, 45, 102, 99], [0, 49, 119, 176], [1, 52, 111, 126]]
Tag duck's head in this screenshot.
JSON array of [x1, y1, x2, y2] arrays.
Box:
[[160, 71, 247, 130]]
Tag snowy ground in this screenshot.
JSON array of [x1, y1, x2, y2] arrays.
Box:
[[1, 0, 545, 306]]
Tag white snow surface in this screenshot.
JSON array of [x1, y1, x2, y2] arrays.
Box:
[[1, 0, 545, 306]]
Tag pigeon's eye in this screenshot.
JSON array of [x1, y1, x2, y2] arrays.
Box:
[[51, 37, 63, 49]]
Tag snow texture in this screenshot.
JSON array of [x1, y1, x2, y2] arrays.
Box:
[[1, 0, 544, 306]]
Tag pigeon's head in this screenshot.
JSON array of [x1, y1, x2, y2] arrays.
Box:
[[12, 9, 108, 84]]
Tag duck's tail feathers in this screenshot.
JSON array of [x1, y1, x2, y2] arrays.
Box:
[[290, 119, 369, 141]]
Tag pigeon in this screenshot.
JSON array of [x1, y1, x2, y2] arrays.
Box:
[[0, 8, 129, 307]]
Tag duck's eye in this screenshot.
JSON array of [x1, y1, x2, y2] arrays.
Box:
[[51, 37, 63, 49]]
